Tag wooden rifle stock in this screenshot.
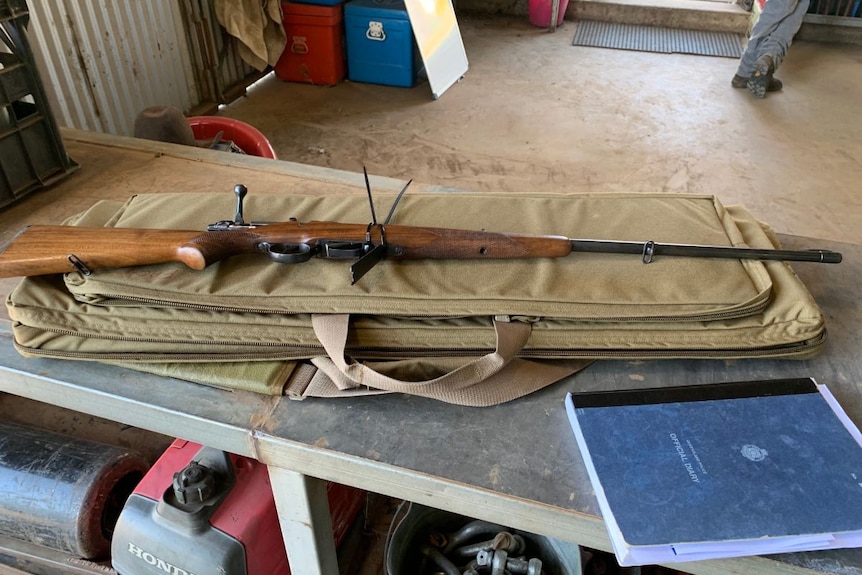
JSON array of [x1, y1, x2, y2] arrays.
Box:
[[0, 222, 574, 278]]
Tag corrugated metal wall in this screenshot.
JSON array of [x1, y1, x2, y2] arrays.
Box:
[[26, 1, 198, 136], [24, 0, 261, 137]]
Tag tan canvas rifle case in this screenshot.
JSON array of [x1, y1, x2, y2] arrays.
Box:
[[5, 191, 828, 405]]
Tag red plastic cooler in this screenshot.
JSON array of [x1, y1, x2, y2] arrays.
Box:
[[276, 2, 346, 85]]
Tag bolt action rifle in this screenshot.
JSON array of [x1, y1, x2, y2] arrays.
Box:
[[0, 177, 842, 284]]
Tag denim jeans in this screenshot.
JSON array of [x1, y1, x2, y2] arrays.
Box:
[[736, 0, 810, 76]]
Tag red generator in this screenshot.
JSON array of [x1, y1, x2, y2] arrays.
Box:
[[111, 439, 365, 575]]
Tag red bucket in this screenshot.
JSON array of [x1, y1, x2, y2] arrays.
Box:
[[187, 116, 277, 159], [528, 0, 569, 27]]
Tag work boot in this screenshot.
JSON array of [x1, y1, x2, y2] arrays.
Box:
[[731, 74, 782, 92], [747, 54, 779, 98]]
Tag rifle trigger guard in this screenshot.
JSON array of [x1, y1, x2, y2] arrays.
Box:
[[642, 240, 656, 264], [260, 242, 315, 264]]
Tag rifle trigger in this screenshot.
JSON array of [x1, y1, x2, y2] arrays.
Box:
[[68, 254, 92, 276]]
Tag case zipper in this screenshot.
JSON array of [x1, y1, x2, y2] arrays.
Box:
[[71, 293, 771, 324], [13, 325, 826, 361]]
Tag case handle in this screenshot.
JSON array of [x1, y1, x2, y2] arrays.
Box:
[[310, 314, 530, 393]]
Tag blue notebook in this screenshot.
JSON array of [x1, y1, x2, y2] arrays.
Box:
[[565, 378, 862, 566]]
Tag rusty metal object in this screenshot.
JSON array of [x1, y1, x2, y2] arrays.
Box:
[[384, 503, 581, 575], [0, 421, 148, 559]]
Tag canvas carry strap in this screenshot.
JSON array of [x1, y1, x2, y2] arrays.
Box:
[[301, 314, 591, 406], [312, 314, 531, 390]]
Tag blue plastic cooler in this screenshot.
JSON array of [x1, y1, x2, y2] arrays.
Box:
[[344, 0, 421, 87]]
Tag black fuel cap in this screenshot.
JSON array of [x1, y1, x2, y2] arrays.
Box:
[[172, 461, 216, 505]]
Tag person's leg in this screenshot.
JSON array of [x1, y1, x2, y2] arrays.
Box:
[[747, 0, 809, 96], [735, 0, 806, 77], [755, 0, 810, 70]]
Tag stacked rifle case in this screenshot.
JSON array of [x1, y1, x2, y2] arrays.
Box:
[[6, 191, 828, 405]]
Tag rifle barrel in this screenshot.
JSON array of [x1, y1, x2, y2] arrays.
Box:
[[568, 239, 843, 264]]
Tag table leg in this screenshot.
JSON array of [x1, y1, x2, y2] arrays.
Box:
[[267, 467, 339, 575]]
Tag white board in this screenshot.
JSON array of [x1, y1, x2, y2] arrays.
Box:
[[403, 0, 469, 99]]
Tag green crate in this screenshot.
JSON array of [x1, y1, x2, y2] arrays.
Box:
[[0, 1, 77, 208], [0, 0, 28, 23], [0, 52, 31, 107]]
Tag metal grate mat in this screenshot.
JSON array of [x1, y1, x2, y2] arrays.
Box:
[[572, 21, 745, 58]]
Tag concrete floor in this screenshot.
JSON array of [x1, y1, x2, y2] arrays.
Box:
[[221, 15, 862, 247]]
